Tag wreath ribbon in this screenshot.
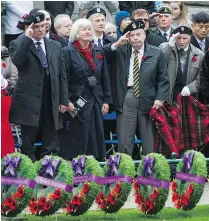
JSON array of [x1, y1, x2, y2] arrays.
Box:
[[1, 176, 36, 189], [3, 155, 21, 177]]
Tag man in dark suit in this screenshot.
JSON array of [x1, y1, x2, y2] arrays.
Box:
[[104, 20, 169, 155], [132, 9, 164, 47], [191, 12, 209, 53], [151, 6, 174, 42], [9, 12, 69, 161]]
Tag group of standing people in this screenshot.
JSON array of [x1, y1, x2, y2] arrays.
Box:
[[1, 1, 209, 161]]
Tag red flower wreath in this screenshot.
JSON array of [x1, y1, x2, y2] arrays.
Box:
[[171, 180, 194, 209], [97, 54, 103, 60], [65, 182, 90, 213], [95, 181, 122, 209], [2, 186, 25, 215], [192, 56, 197, 62], [28, 188, 61, 214], [133, 180, 159, 213]]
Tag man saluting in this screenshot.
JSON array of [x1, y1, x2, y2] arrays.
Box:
[[9, 12, 69, 161]]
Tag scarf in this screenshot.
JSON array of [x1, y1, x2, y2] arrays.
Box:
[[74, 40, 95, 71]]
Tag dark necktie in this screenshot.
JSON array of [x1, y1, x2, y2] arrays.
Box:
[[163, 33, 168, 41], [133, 51, 140, 97], [35, 42, 48, 68], [98, 38, 102, 47]]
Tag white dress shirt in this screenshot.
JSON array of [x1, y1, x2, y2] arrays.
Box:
[[94, 33, 104, 46], [32, 38, 46, 55], [159, 27, 172, 41], [128, 45, 144, 87]]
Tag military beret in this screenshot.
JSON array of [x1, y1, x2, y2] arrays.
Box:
[[86, 7, 106, 19], [24, 12, 45, 25], [123, 20, 145, 35], [157, 6, 172, 15], [172, 26, 192, 35]]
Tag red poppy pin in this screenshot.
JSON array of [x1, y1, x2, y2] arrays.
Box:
[[2, 62, 6, 68], [97, 54, 103, 60], [192, 55, 197, 62], [142, 56, 146, 61]]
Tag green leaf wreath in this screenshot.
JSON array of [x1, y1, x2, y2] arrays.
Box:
[[171, 150, 207, 210], [1, 153, 37, 217], [28, 155, 74, 216], [95, 153, 135, 213], [134, 153, 170, 215], [64, 155, 103, 216]]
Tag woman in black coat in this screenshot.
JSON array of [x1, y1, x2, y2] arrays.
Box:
[[59, 18, 112, 160]]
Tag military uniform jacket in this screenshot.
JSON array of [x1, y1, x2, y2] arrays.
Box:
[[103, 43, 169, 113], [159, 42, 204, 102], [9, 35, 68, 129]]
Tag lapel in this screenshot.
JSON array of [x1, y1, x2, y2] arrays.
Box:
[[173, 46, 179, 77], [205, 37, 209, 52], [121, 43, 132, 77], [29, 42, 41, 62], [29, 37, 53, 65], [44, 37, 53, 65], [191, 35, 201, 50], [187, 44, 198, 83]]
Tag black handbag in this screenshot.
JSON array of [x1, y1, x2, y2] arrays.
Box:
[[78, 51, 97, 88]]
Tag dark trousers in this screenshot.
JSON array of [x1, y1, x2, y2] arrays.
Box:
[[5, 33, 22, 48], [21, 76, 59, 160]]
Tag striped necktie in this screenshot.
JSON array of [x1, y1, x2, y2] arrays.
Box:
[[133, 51, 140, 97]]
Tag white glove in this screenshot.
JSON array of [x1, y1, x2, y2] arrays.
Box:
[[181, 86, 190, 96], [168, 32, 180, 47]]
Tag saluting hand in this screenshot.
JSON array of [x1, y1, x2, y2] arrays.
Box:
[[25, 22, 34, 39], [169, 32, 180, 47], [113, 31, 130, 48]]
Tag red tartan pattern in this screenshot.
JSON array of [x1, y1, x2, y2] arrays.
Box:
[[150, 95, 209, 157]]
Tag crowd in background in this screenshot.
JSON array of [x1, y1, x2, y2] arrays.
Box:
[[1, 1, 209, 162]]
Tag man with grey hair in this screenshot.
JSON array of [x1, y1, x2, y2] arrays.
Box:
[[54, 14, 72, 45], [151, 6, 174, 42], [159, 26, 204, 102]]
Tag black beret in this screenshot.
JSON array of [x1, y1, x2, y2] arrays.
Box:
[[24, 12, 45, 25], [172, 26, 192, 35], [123, 20, 145, 35], [86, 7, 106, 19], [157, 6, 172, 15]]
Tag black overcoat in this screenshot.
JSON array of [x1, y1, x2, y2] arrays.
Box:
[[9, 35, 68, 130]]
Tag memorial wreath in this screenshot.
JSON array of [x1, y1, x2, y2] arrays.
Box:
[[1, 153, 37, 217], [171, 150, 207, 210], [28, 155, 73, 216], [134, 153, 170, 215]]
